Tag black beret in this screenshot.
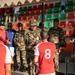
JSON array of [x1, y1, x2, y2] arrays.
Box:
[[17, 22, 23, 27]]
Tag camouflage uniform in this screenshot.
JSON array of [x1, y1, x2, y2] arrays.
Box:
[[48, 27, 65, 72], [14, 29, 28, 68], [28, 28, 41, 49], [24, 19, 41, 74], [26, 28, 41, 75], [25, 28, 41, 61]]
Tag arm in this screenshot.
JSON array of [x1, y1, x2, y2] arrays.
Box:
[[24, 29, 30, 46], [14, 32, 21, 46], [6, 39, 11, 45], [59, 28, 65, 47], [48, 28, 53, 42], [33, 45, 39, 65], [14, 32, 18, 44], [33, 56, 38, 65], [5, 64, 11, 75]]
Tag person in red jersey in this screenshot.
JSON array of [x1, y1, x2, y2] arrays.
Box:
[[0, 22, 11, 44], [0, 22, 7, 44], [34, 30, 56, 75], [0, 43, 12, 75]]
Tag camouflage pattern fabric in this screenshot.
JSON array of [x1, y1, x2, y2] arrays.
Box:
[[48, 27, 65, 49], [14, 30, 28, 67], [24, 29, 30, 46], [54, 49, 59, 72], [15, 49, 28, 67], [25, 28, 41, 75], [14, 30, 25, 50], [26, 28, 41, 50], [48, 27, 65, 72]]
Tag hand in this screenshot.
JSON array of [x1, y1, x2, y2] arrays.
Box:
[[6, 39, 11, 45], [35, 40, 40, 44], [56, 48, 62, 53], [17, 43, 21, 47], [58, 48, 61, 53], [30, 62, 34, 67], [70, 39, 75, 43]]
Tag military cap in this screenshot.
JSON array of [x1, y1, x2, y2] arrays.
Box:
[[17, 22, 23, 27], [30, 19, 37, 26]]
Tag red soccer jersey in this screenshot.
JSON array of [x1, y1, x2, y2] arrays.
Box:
[[34, 42, 56, 74], [0, 43, 12, 75]]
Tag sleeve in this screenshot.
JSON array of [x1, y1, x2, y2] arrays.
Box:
[[48, 28, 52, 41], [59, 28, 65, 47], [5, 46, 12, 64], [53, 44, 56, 58], [34, 45, 39, 56], [14, 32, 19, 44], [54, 44, 56, 52]]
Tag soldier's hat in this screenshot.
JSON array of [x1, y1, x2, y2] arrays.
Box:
[[30, 19, 37, 26], [17, 22, 23, 27]]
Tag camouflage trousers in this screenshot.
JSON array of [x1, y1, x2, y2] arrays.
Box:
[[54, 51, 59, 72], [15, 49, 28, 67], [26, 49, 38, 75]]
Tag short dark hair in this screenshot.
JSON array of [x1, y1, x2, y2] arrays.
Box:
[[38, 22, 43, 29], [8, 23, 12, 27], [54, 18, 59, 22], [40, 30, 48, 40]]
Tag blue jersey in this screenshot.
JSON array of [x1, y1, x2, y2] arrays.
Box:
[[6, 29, 16, 47]]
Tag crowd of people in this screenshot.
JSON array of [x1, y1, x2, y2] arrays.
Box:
[[0, 18, 68, 75]]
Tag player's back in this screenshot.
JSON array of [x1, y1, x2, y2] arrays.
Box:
[[38, 42, 56, 74]]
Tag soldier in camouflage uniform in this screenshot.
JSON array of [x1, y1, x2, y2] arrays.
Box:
[[48, 18, 65, 72], [26, 19, 41, 75], [26, 19, 41, 50], [14, 22, 28, 72]]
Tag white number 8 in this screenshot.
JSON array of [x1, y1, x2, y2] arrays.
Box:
[[45, 49, 51, 59]]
